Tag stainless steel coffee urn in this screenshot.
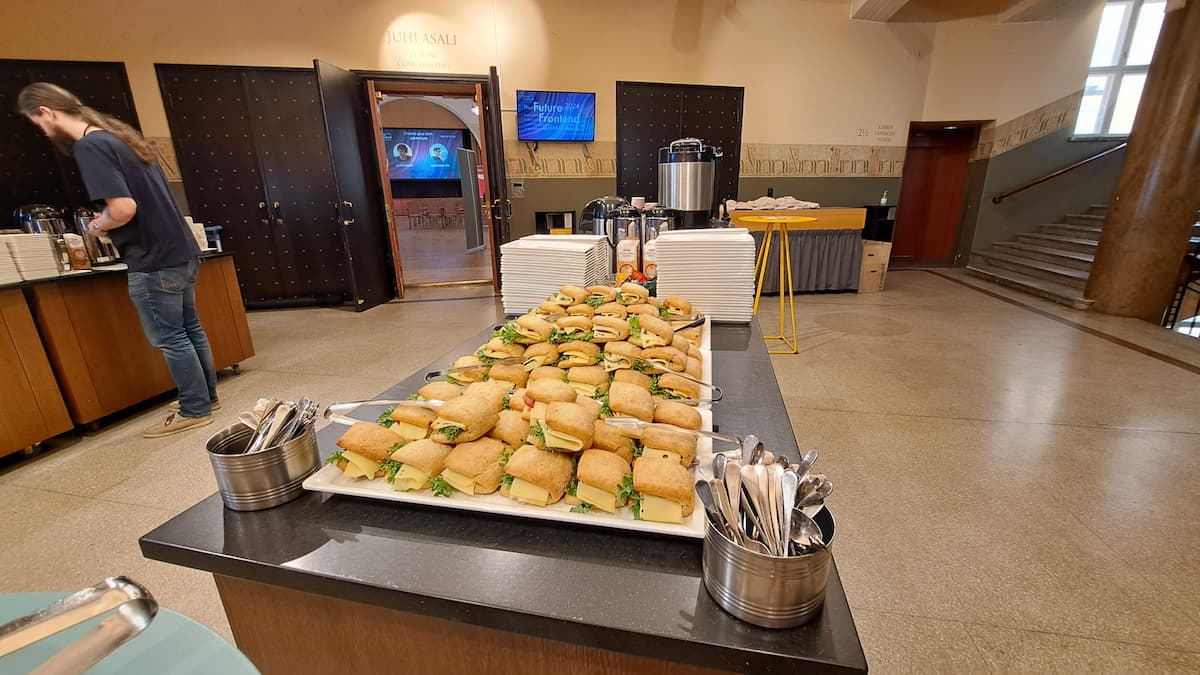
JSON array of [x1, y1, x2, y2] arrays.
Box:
[[73, 208, 122, 265], [657, 138, 723, 229], [13, 204, 68, 236], [578, 196, 628, 239]]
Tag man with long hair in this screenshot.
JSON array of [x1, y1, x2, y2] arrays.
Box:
[[18, 82, 220, 437]]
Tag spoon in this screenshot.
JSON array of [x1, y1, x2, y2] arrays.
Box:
[[781, 469, 798, 556], [791, 449, 818, 481], [789, 510, 826, 554], [740, 434, 759, 465], [747, 442, 766, 466], [738, 465, 771, 551], [694, 480, 723, 531], [761, 450, 775, 465], [797, 476, 833, 510], [709, 480, 744, 546], [712, 453, 728, 481], [723, 459, 742, 539], [776, 455, 791, 471]]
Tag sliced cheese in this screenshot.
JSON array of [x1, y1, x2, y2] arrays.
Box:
[[563, 350, 591, 362], [644, 448, 683, 465], [593, 327, 619, 338], [440, 468, 476, 495], [640, 494, 683, 523], [509, 477, 550, 506], [341, 450, 379, 480], [554, 293, 575, 304], [390, 421, 428, 441], [618, 293, 641, 303], [432, 417, 464, 433], [523, 356, 547, 370], [529, 401, 549, 424], [568, 382, 598, 397], [392, 464, 429, 492], [602, 355, 629, 372], [638, 333, 667, 348], [575, 482, 618, 513], [517, 327, 542, 340], [491, 379, 517, 390], [542, 426, 585, 452]]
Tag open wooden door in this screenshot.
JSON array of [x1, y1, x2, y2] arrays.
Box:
[[313, 59, 396, 310], [477, 66, 510, 293], [366, 80, 406, 298]]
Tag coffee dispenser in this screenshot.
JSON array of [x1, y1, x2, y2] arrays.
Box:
[[657, 138, 723, 229], [73, 208, 122, 265]]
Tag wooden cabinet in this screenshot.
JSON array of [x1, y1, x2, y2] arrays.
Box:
[[0, 289, 73, 458], [28, 255, 255, 425]]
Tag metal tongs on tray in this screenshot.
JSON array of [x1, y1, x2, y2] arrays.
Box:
[[0, 577, 157, 675], [627, 356, 723, 403], [323, 398, 446, 427], [423, 356, 523, 382], [603, 416, 742, 445]]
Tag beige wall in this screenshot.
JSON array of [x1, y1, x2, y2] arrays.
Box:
[[921, 3, 1104, 123], [0, 0, 933, 149]]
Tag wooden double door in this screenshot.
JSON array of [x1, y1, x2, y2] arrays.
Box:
[[158, 63, 394, 310]]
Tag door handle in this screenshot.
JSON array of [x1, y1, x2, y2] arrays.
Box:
[[259, 201, 272, 226], [340, 200, 355, 226], [273, 201, 283, 225]]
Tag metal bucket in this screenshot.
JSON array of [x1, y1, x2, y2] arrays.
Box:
[[701, 507, 836, 628], [205, 424, 319, 511]]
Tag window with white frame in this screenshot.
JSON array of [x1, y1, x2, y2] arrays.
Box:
[[1074, 0, 1166, 137]]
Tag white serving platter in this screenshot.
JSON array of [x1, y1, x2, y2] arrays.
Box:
[[303, 407, 727, 539]]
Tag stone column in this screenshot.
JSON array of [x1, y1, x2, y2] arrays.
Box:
[[1086, 0, 1200, 320]]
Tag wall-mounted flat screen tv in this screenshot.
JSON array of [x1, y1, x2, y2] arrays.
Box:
[[516, 90, 596, 142], [383, 128, 467, 180]]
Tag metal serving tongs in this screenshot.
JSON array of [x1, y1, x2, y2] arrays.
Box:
[[0, 577, 157, 675], [423, 356, 523, 382], [323, 398, 445, 427], [629, 356, 723, 402], [603, 416, 743, 446]]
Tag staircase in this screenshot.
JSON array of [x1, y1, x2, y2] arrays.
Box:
[[966, 205, 1107, 310]]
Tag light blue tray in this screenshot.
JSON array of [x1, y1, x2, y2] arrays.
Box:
[[0, 592, 258, 674]]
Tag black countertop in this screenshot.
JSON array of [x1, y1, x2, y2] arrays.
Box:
[[140, 321, 867, 674], [0, 250, 233, 292]]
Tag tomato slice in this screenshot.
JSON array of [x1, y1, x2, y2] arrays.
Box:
[[523, 393, 536, 409]]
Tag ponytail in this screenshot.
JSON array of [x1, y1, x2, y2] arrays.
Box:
[[16, 82, 156, 165]]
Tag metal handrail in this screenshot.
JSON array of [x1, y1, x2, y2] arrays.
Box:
[[991, 142, 1127, 204]]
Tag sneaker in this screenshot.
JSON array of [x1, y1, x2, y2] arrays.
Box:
[[143, 413, 214, 438], [168, 399, 222, 413]]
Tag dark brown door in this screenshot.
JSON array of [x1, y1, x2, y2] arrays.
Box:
[[314, 60, 396, 311], [158, 64, 348, 307], [482, 66, 509, 291], [893, 127, 974, 263]]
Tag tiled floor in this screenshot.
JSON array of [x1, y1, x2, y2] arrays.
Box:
[[395, 226, 494, 286], [3, 271, 1199, 672]]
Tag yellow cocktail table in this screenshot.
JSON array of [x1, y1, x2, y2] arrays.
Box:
[[742, 215, 817, 354]]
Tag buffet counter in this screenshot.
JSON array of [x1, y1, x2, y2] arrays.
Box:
[[140, 322, 867, 674], [732, 208, 865, 293], [0, 253, 255, 452]]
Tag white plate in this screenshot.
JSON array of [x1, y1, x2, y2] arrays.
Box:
[[303, 407, 722, 539]]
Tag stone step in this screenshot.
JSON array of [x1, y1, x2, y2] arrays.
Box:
[[1087, 204, 1109, 216], [1039, 223, 1103, 240], [1065, 213, 1106, 226], [1017, 232, 1099, 254], [966, 264, 1092, 310], [970, 251, 1089, 289], [993, 241, 1095, 271]]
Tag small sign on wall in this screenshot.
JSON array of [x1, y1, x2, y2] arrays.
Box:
[[510, 179, 526, 198]]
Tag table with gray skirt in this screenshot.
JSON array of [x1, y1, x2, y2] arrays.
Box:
[[751, 230, 863, 293], [140, 321, 867, 674]]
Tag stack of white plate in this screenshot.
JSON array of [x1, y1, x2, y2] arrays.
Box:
[[2, 234, 61, 281], [0, 242, 21, 285], [655, 228, 756, 323], [500, 235, 611, 314]]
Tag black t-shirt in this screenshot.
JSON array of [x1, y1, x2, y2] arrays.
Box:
[[73, 130, 199, 272]]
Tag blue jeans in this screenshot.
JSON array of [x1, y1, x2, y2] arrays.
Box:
[[128, 258, 219, 418]]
